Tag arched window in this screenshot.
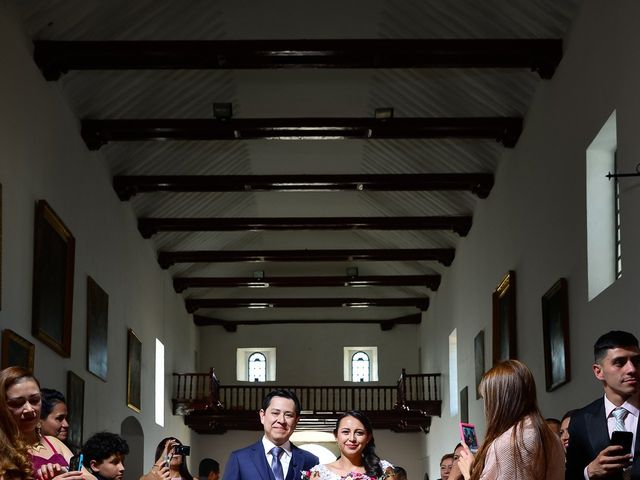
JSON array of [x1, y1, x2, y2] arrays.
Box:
[[351, 351, 370, 382], [248, 352, 267, 382]]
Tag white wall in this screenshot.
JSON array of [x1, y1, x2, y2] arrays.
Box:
[[0, 2, 197, 469], [421, 1, 640, 478], [198, 323, 419, 385]]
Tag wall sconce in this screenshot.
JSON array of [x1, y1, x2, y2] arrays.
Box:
[[213, 103, 233, 121], [374, 107, 394, 120]]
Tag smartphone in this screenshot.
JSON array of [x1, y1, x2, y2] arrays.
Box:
[[69, 454, 83, 471], [610, 431, 633, 456], [460, 422, 479, 454]]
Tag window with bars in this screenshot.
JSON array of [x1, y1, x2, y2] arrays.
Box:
[[351, 351, 370, 382], [248, 352, 267, 382]]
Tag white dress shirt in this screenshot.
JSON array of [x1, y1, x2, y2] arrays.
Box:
[[262, 436, 293, 478]]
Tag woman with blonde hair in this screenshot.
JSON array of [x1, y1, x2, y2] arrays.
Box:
[[457, 360, 564, 480]]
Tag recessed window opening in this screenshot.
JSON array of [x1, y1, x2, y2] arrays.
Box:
[[449, 329, 458, 417], [343, 347, 378, 382], [155, 339, 165, 427], [586, 110, 619, 300], [236, 347, 276, 381]]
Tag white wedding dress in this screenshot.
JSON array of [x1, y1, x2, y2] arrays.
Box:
[[308, 460, 394, 479]]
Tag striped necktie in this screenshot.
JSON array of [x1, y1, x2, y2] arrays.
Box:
[[612, 407, 629, 431]]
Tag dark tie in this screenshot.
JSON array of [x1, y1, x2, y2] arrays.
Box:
[[270, 446, 284, 480]]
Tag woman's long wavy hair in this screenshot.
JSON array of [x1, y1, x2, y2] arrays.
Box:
[[154, 437, 193, 480], [334, 411, 383, 477], [469, 360, 555, 480], [0, 367, 35, 480]]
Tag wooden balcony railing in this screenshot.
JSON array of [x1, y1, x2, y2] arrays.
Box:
[[172, 368, 441, 433]]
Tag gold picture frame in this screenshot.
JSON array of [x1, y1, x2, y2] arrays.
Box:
[[492, 271, 517, 365], [1, 329, 35, 370], [32, 200, 75, 357]]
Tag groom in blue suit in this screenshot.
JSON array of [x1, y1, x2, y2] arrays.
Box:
[[223, 389, 319, 480]]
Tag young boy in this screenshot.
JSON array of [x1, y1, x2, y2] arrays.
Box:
[[81, 432, 129, 480]]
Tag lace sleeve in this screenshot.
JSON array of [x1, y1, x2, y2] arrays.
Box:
[[380, 460, 394, 476]]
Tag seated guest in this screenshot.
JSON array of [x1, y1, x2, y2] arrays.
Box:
[[545, 418, 561, 437], [438, 454, 453, 480], [198, 459, 219, 480], [456, 360, 564, 479], [39, 390, 69, 443], [393, 466, 407, 480], [0, 383, 32, 480], [0, 367, 81, 480], [558, 409, 576, 453], [305, 410, 397, 479], [81, 432, 128, 480]]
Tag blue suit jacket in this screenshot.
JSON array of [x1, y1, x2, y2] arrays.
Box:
[[566, 397, 640, 479], [223, 439, 319, 480]]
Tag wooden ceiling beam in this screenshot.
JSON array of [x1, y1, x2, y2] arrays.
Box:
[[81, 117, 522, 150], [157, 248, 456, 268], [173, 274, 441, 292], [138, 216, 472, 238], [34, 39, 562, 80], [113, 173, 494, 200], [185, 297, 429, 312], [192, 313, 422, 332]]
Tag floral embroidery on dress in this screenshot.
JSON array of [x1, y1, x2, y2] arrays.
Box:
[[301, 461, 393, 480]]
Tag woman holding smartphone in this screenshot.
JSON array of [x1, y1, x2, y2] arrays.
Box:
[[456, 360, 564, 480], [0, 367, 82, 480], [143, 438, 192, 480]]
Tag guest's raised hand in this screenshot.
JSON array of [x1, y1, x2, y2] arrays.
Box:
[[456, 443, 475, 480]]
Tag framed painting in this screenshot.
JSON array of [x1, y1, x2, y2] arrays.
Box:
[[459, 386, 469, 423], [492, 270, 517, 365], [87, 276, 109, 381], [1, 329, 35, 370], [32, 200, 75, 358], [474, 330, 485, 399], [127, 328, 142, 412], [542, 278, 571, 391], [66, 371, 84, 450]]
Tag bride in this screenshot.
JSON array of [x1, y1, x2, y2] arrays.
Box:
[[304, 411, 396, 480]]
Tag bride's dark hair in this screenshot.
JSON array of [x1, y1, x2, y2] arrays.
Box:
[[334, 410, 382, 477]]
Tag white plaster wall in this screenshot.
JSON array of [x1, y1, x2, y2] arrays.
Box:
[[421, 1, 640, 478], [0, 2, 197, 470], [198, 323, 419, 385]]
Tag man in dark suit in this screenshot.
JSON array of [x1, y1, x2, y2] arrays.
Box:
[[566, 330, 640, 479], [223, 389, 319, 480]]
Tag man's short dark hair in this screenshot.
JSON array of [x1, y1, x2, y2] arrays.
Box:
[[82, 432, 129, 467], [261, 389, 301, 415], [198, 458, 219, 477], [594, 330, 639, 362], [546, 417, 561, 426]]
